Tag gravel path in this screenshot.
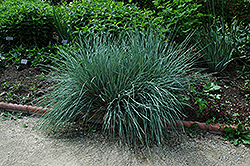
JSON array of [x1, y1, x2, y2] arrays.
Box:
[[0, 116, 250, 166]]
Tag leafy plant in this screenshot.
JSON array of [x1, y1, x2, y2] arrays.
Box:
[[153, 0, 210, 42], [203, 82, 221, 99], [194, 96, 227, 121], [59, 0, 164, 38], [195, 97, 208, 116], [222, 122, 250, 145], [1, 44, 58, 68], [234, 24, 250, 60], [119, 0, 157, 11], [203, 82, 221, 92], [35, 30, 205, 148], [1, 112, 22, 121]]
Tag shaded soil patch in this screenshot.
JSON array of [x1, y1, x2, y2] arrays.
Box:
[[0, 66, 52, 105], [183, 59, 250, 126]]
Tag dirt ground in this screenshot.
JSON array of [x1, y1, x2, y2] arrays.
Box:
[[0, 116, 250, 166]]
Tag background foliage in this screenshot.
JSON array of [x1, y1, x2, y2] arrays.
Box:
[[198, 0, 250, 25], [56, 0, 164, 39], [196, 18, 236, 72], [153, 0, 209, 42], [0, 0, 165, 70], [0, 0, 55, 53], [116, 0, 250, 41]]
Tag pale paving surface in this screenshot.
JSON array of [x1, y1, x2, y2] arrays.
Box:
[[0, 116, 250, 166]]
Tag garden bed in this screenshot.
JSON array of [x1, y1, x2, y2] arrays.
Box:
[[183, 59, 250, 127], [1, 58, 250, 128]]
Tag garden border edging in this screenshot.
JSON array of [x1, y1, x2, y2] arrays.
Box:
[[1, 102, 250, 133]]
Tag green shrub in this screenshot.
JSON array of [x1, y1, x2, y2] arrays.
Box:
[[152, 0, 210, 42], [57, 0, 164, 38], [0, 0, 55, 53], [35, 30, 205, 148], [0, 44, 58, 69], [43, 0, 74, 5]]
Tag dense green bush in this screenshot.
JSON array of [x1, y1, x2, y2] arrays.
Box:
[[117, 0, 211, 41], [152, 0, 210, 42], [118, 0, 249, 42], [0, 0, 56, 53], [35, 30, 205, 148], [56, 0, 164, 39], [43, 0, 74, 5]]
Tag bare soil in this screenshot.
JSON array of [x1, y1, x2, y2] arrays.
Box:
[[183, 59, 250, 127]]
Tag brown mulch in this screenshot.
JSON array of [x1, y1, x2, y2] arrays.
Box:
[[0, 65, 51, 105], [183, 59, 250, 126]]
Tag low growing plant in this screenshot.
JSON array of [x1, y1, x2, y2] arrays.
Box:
[[1, 44, 58, 69], [234, 24, 250, 60], [1, 112, 22, 121], [223, 122, 250, 145], [35, 30, 205, 148]]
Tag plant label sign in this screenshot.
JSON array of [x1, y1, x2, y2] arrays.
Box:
[[62, 40, 68, 44], [6, 37, 13, 40], [21, 59, 28, 64]]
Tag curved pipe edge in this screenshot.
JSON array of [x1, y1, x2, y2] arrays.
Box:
[[1, 102, 250, 132]]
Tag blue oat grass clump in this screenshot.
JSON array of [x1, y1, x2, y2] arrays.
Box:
[[36, 30, 204, 148]]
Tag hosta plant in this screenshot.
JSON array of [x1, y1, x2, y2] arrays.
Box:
[[35, 30, 205, 148]]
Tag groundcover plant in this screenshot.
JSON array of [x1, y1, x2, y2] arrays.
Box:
[[35, 30, 205, 148]]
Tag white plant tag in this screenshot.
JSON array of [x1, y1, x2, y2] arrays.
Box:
[[21, 59, 28, 64], [6, 37, 13, 40], [62, 40, 68, 44]]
